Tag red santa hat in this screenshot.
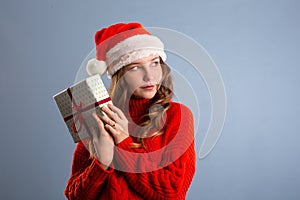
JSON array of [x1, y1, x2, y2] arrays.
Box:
[[86, 22, 167, 76]]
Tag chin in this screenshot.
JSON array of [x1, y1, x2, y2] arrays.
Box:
[[144, 94, 156, 99], [134, 91, 157, 99], [141, 93, 156, 99]]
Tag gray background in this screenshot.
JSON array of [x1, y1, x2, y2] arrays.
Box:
[[1, 0, 300, 199]]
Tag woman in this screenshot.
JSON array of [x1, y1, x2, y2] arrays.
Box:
[[64, 22, 196, 200]]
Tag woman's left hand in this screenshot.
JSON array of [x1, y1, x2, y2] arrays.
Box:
[[100, 104, 129, 144]]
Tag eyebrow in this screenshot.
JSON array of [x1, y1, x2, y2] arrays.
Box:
[[127, 57, 160, 66]]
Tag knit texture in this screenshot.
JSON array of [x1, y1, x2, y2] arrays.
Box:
[[64, 98, 196, 200]]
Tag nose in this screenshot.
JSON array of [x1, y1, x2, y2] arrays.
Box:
[[143, 67, 154, 82]]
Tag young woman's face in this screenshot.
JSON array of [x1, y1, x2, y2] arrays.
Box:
[[123, 55, 163, 99]]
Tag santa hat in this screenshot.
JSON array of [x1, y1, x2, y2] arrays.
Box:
[[86, 22, 167, 76]]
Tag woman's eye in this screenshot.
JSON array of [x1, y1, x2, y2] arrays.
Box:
[[151, 61, 160, 67], [130, 66, 139, 71]]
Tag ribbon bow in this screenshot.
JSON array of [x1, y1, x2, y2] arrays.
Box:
[[63, 88, 112, 137], [65, 88, 89, 134], [71, 101, 85, 133]]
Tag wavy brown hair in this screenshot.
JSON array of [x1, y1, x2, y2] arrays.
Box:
[[110, 57, 173, 147]]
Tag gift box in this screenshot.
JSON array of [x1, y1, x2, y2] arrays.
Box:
[[53, 74, 112, 143]]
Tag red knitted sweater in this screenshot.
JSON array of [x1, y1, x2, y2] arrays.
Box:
[[64, 98, 196, 200]]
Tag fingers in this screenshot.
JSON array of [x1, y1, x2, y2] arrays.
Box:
[[101, 105, 118, 121], [92, 113, 104, 129], [99, 109, 116, 127], [107, 104, 127, 120], [92, 113, 109, 138], [109, 104, 127, 120], [104, 123, 128, 144], [104, 123, 118, 136]]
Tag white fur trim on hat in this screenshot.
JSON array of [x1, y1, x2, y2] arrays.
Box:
[[86, 58, 107, 75], [106, 34, 166, 75]]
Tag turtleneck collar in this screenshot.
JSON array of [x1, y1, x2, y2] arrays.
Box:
[[126, 97, 151, 124]]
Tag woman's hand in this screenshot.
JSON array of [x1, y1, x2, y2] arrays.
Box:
[[92, 113, 115, 170], [100, 104, 129, 144]]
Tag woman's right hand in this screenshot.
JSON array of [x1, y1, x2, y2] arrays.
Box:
[[92, 113, 115, 170]]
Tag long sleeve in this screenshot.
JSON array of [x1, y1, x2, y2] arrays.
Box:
[[114, 103, 196, 200], [64, 141, 114, 200]]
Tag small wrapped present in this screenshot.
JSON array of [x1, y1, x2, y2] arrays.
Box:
[[53, 74, 112, 143]]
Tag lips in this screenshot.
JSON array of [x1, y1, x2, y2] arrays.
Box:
[[141, 85, 155, 90]]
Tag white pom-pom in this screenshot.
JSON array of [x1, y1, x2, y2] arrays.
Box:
[[86, 58, 107, 75]]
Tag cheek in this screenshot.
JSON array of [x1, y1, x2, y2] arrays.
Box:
[[155, 68, 163, 83], [124, 74, 141, 93]]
